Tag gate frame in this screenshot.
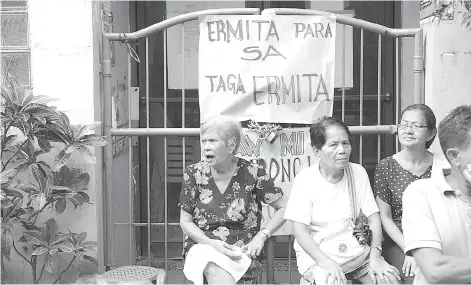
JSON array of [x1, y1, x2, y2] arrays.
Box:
[[101, 7, 424, 283]]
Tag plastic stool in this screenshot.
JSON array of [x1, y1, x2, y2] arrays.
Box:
[[100, 266, 164, 284]]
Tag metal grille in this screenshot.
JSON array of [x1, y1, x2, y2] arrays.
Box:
[[1, 12, 28, 46], [0, 0, 30, 86], [1, 52, 30, 85], [102, 7, 424, 284]]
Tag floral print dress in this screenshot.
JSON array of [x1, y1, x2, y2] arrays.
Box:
[[179, 158, 283, 281]]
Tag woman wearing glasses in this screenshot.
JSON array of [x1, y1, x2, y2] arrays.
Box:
[[373, 104, 448, 284]]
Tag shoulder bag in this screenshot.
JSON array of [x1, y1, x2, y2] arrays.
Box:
[[317, 163, 371, 274]]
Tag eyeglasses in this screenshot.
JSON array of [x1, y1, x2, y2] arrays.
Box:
[[397, 122, 428, 131]]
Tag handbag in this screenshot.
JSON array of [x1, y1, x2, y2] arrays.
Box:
[[317, 163, 371, 274]]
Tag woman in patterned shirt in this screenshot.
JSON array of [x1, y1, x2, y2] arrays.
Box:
[[179, 116, 288, 284], [374, 104, 439, 284]]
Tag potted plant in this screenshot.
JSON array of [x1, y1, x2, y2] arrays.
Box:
[[1, 74, 107, 284]]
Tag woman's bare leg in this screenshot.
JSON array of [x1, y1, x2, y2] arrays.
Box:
[[204, 262, 236, 284]]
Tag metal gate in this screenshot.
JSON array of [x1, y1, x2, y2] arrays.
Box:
[[101, 7, 424, 283]]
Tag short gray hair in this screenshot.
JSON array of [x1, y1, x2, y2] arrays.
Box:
[[438, 105, 471, 158], [200, 116, 242, 154]]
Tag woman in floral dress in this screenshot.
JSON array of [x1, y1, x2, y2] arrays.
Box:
[[179, 116, 288, 285]]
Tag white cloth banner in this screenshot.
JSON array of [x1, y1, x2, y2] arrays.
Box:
[[237, 128, 318, 235], [199, 14, 336, 124]]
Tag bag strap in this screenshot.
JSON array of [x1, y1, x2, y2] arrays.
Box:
[[346, 163, 358, 221]]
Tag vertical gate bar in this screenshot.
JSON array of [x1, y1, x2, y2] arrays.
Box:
[[359, 29, 364, 165], [395, 37, 400, 153], [146, 37, 151, 267], [128, 48, 133, 266], [413, 29, 424, 104], [181, 24, 186, 283], [341, 24, 346, 122], [102, 35, 114, 270], [288, 235, 292, 283], [266, 237, 275, 284], [164, 28, 169, 272], [377, 34, 382, 162]]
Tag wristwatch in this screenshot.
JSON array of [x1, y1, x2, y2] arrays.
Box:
[[260, 228, 271, 238], [371, 245, 383, 252]]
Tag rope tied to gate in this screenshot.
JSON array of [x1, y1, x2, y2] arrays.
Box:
[[247, 120, 282, 144], [119, 31, 140, 63]]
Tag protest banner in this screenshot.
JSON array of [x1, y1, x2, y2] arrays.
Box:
[[199, 14, 336, 124], [237, 128, 318, 236]]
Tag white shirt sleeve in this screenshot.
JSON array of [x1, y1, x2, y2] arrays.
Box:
[[283, 168, 313, 226], [402, 181, 442, 254], [354, 164, 379, 218]]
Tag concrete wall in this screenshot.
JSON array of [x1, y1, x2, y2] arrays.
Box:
[[421, 8, 471, 154]]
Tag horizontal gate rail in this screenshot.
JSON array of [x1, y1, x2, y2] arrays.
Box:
[[104, 8, 261, 41], [265, 8, 420, 37], [110, 125, 398, 137]]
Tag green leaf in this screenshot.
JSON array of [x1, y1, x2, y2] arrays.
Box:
[[58, 242, 74, 252], [44, 218, 58, 243], [20, 222, 40, 231], [80, 241, 98, 248], [30, 164, 46, 190], [1, 169, 17, 183], [55, 198, 66, 214], [20, 184, 39, 194], [52, 150, 71, 171], [51, 233, 72, 246], [16, 162, 31, 174], [77, 122, 102, 138], [75, 251, 84, 261], [33, 193, 46, 210], [51, 185, 72, 192], [21, 92, 35, 107], [69, 192, 90, 208], [76, 146, 96, 164], [23, 232, 48, 247], [76, 232, 87, 245], [2, 189, 23, 199], [78, 173, 90, 184], [49, 247, 59, 255], [32, 113, 47, 124], [31, 246, 49, 256], [45, 254, 53, 273], [1, 230, 12, 261], [64, 145, 77, 154], [83, 255, 98, 268], [7, 198, 23, 217], [3, 135, 17, 147], [78, 135, 108, 147]]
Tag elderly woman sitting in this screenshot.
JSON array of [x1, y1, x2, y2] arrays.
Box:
[[284, 117, 401, 284], [179, 116, 288, 285]]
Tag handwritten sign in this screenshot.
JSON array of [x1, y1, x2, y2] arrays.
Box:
[[199, 15, 336, 124], [237, 128, 318, 236]]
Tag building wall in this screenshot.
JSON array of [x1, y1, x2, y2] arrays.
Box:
[[421, 7, 471, 154]]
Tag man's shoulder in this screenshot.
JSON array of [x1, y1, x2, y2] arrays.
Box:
[[404, 177, 437, 199]]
